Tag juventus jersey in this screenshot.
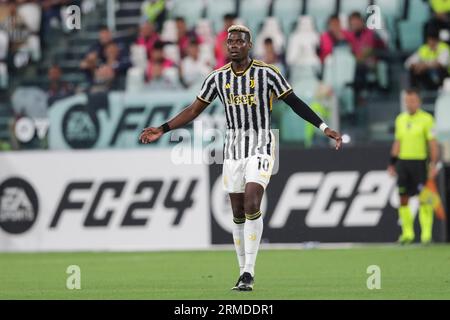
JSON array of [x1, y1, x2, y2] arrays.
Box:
[[197, 59, 292, 160]]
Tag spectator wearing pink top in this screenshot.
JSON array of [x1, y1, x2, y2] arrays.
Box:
[[135, 21, 160, 59], [214, 13, 235, 68], [145, 40, 175, 81], [348, 11, 386, 95], [319, 15, 354, 63], [175, 17, 201, 59]]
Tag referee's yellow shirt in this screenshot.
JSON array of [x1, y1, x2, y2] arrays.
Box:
[[395, 109, 435, 160]]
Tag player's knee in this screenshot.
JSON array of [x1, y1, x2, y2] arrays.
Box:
[[400, 195, 409, 206], [231, 203, 245, 217], [244, 199, 260, 216]]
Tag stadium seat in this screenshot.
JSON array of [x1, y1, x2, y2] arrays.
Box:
[[170, 0, 204, 28], [206, 0, 236, 33], [126, 67, 145, 92], [0, 31, 8, 60], [407, 0, 431, 22], [272, 0, 303, 35], [292, 77, 320, 102], [199, 43, 215, 66], [164, 44, 181, 64], [296, 15, 317, 33], [339, 0, 369, 15], [289, 65, 318, 83], [304, 0, 337, 32], [0, 63, 8, 89], [434, 94, 450, 141], [323, 46, 356, 114], [17, 2, 42, 33], [240, 0, 270, 33], [161, 19, 178, 42], [130, 44, 148, 69], [339, 13, 349, 30], [373, 0, 405, 19], [398, 20, 424, 52], [286, 16, 320, 68], [195, 19, 215, 46], [280, 105, 307, 143], [254, 17, 285, 58]]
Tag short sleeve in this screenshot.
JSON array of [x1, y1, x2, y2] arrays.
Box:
[[394, 116, 402, 140], [425, 115, 436, 141], [267, 67, 293, 99], [197, 72, 218, 104]]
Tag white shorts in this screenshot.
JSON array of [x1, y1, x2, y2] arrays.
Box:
[[222, 154, 275, 193]]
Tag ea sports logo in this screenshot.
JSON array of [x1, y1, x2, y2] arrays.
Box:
[[62, 104, 99, 149], [0, 177, 39, 234]]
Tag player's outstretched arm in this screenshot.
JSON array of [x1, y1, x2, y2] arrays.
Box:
[[139, 98, 210, 144], [281, 92, 342, 150]]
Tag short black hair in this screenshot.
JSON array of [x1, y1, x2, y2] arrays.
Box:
[[426, 28, 440, 40], [224, 13, 236, 20], [153, 40, 165, 50], [349, 11, 363, 20], [264, 37, 273, 45], [175, 16, 185, 23], [328, 14, 340, 24], [405, 87, 421, 97]]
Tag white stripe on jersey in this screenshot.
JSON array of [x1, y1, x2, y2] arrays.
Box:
[[196, 60, 292, 160]]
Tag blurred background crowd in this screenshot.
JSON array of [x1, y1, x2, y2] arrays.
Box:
[[1, 0, 450, 152]]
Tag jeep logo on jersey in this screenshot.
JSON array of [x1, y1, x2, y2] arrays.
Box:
[[0, 177, 38, 234], [62, 104, 99, 149]]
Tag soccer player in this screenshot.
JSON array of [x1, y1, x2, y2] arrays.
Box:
[[388, 88, 439, 244], [140, 25, 342, 291]]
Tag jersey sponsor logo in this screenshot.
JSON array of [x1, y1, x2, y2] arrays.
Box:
[[226, 93, 257, 107]]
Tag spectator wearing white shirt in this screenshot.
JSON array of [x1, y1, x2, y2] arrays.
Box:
[[405, 31, 450, 90], [180, 39, 212, 88]]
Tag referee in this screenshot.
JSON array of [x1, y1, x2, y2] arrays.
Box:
[[388, 88, 439, 244]]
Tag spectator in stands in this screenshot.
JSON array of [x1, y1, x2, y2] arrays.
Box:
[[348, 12, 386, 94], [80, 51, 98, 84], [41, 0, 73, 37], [141, 0, 166, 32], [135, 21, 160, 59], [175, 17, 201, 59], [104, 42, 131, 76], [319, 15, 353, 63], [214, 13, 235, 68], [146, 40, 175, 81], [426, 0, 450, 43], [0, 0, 41, 67], [90, 64, 116, 93], [180, 39, 212, 88], [80, 26, 125, 83], [47, 64, 74, 104], [81, 26, 120, 65], [258, 38, 285, 73], [145, 59, 180, 90], [405, 31, 449, 90]]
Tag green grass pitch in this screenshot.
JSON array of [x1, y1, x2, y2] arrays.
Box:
[[1, 245, 450, 299]]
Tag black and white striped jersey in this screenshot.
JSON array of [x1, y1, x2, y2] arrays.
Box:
[[197, 59, 293, 160]]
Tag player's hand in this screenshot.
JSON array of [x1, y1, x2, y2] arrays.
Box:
[[324, 128, 342, 150], [387, 165, 396, 177], [139, 127, 163, 144]]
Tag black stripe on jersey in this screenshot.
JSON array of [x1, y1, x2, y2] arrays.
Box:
[[232, 74, 241, 160], [216, 70, 230, 128], [258, 69, 266, 156]]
